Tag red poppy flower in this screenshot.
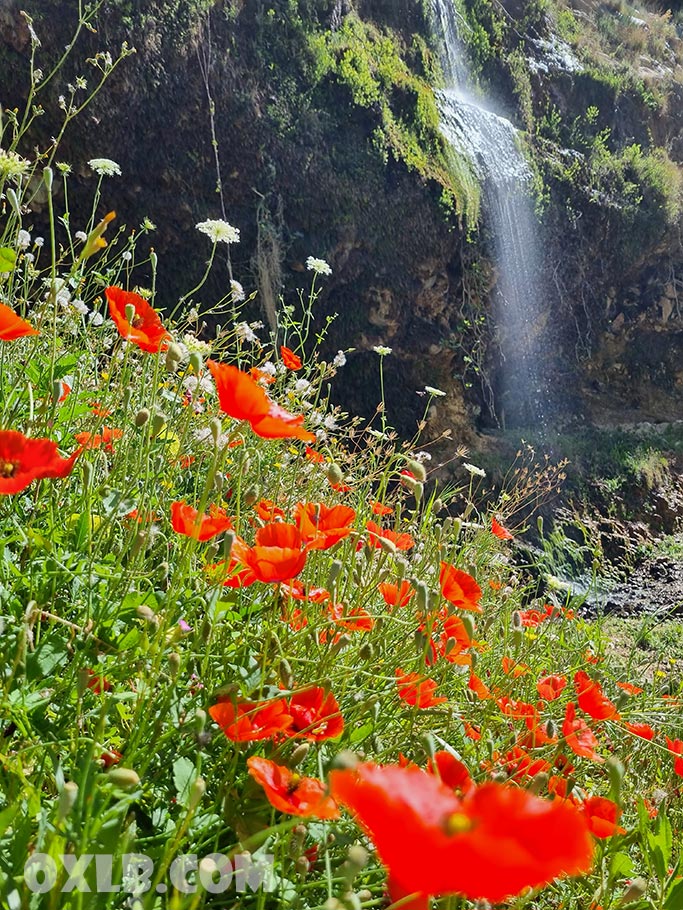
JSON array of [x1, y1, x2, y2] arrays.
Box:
[[233, 523, 308, 583], [57, 380, 71, 403], [0, 430, 81, 494], [364, 520, 414, 551], [74, 427, 123, 452], [502, 656, 530, 677], [280, 345, 302, 370], [205, 556, 257, 588], [279, 579, 329, 602], [170, 501, 233, 541], [304, 446, 325, 463], [378, 580, 415, 608], [371, 500, 393, 516], [247, 756, 339, 818], [439, 563, 482, 613], [255, 499, 286, 522], [295, 502, 356, 550], [209, 698, 293, 741], [207, 360, 315, 442], [666, 737, 683, 777], [491, 516, 513, 540], [563, 703, 603, 762], [537, 674, 567, 701], [497, 697, 537, 721], [426, 752, 473, 795], [624, 722, 656, 740], [574, 671, 620, 721], [616, 681, 644, 696], [105, 287, 170, 353], [327, 602, 374, 632], [468, 673, 492, 700], [498, 747, 551, 783], [395, 668, 447, 708], [329, 763, 594, 905], [0, 300, 39, 341], [583, 796, 626, 838], [463, 721, 481, 741], [288, 687, 344, 740], [438, 615, 474, 663], [86, 669, 112, 694]]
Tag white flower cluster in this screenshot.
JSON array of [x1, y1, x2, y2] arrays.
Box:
[[88, 158, 122, 177], [306, 256, 332, 276], [196, 219, 240, 244]]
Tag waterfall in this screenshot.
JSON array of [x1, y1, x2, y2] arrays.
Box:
[[433, 0, 550, 428]]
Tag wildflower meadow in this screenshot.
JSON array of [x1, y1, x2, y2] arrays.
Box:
[[1, 11, 682, 910]]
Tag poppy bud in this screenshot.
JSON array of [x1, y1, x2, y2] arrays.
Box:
[[193, 708, 207, 733], [189, 351, 203, 374], [422, 732, 436, 760], [279, 658, 294, 689], [607, 755, 625, 801], [213, 472, 224, 493], [326, 463, 343, 485], [135, 408, 150, 428], [545, 719, 557, 739], [188, 776, 206, 810], [330, 749, 359, 770], [512, 610, 523, 630], [136, 604, 156, 624], [130, 531, 147, 560], [222, 531, 235, 559], [405, 458, 427, 483], [460, 613, 476, 641], [288, 742, 310, 767], [122, 387, 133, 412], [512, 628, 524, 650], [76, 666, 91, 697], [528, 772, 548, 794], [326, 559, 343, 590], [620, 878, 647, 903], [209, 417, 222, 445], [6, 187, 20, 217], [415, 581, 430, 612], [57, 781, 78, 822], [107, 767, 140, 790], [432, 498, 443, 514], [378, 536, 397, 554], [165, 342, 184, 372], [150, 411, 167, 437], [394, 558, 407, 580], [82, 460, 93, 489], [537, 516, 544, 535], [358, 642, 373, 661], [370, 734, 382, 753], [43, 166, 53, 192], [295, 856, 311, 880], [346, 845, 368, 873], [150, 250, 157, 271], [244, 485, 259, 506], [357, 891, 372, 902], [168, 651, 181, 677]]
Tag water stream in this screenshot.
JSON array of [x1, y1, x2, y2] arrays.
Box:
[[433, 0, 550, 427]]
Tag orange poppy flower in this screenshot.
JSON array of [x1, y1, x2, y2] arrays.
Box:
[[624, 722, 656, 740], [616, 681, 644, 696], [304, 445, 325, 463], [233, 522, 308, 583], [74, 427, 123, 452], [247, 756, 339, 818], [328, 764, 594, 906], [468, 673, 492, 700], [563, 703, 603, 763], [205, 556, 257, 588], [371, 500, 393, 516], [378, 580, 415, 608], [105, 287, 170, 353], [279, 579, 329, 602], [255, 499, 286, 522], [395, 668, 447, 708], [170, 501, 233, 541], [364, 520, 414, 551], [537, 674, 567, 701], [666, 737, 683, 777], [288, 687, 344, 740], [295, 502, 356, 549], [327, 602, 374, 632], [583, 796, 626, 838], [439, 563, 482, 612], [209, 698, 293, 742], [0, 301, 39, 341], [463, 721, 481, 741], [280, 345, 302, 370], [574, 671, 620, 721], [207, 360, 315, 441], [491, 516, 513, 540], [0, 430, 81, 494], [502, 656, 530, 677], [438, 614, 474, 663]]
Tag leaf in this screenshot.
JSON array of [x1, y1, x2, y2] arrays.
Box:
[[100, 489, 137, 518], [173, 757, 198, 809], [26, 635, 70, 680], [664, 877, 683, 909], [349, 722, 373, 744], [0, 248, 17, 273]]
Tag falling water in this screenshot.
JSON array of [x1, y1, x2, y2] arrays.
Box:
[[433, 0, 550, 428]]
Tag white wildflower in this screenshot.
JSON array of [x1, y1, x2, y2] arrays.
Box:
[[323, 414, 337, 431], [0, 149, 31, 183], [72, 299, 88, 316], [230, 279, 245, 301], [23, 253, 34, 263], [182, 333, 212, 356], [195, 219, 240, 244], [373, 345, 392, 356], [34, 237, 44, 248], [259, 360, 277, 376], [89, 311, 104, 326], [306, 256, 332, 276], [88, 157, 122, 177], [235, 321, 259, 344], [463, 463, 486, 478], [294, 378, 312, 396], [410, 451, 432, 462], [425, 385, 446, 397], [121, 250, 133, 262], [75, 230, 87, 242], [32, 68, 43, 84], [16, 230, 31, 250], [333, 350, 347, 368], [183, 374, 214, 396]]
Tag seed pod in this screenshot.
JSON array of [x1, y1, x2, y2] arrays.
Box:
[[150, 411, 167, 437], [135, 407, 150, 428], [168, 651, 181, 677], [125, 303, 136, 324], [57, 781, 78, 822]]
